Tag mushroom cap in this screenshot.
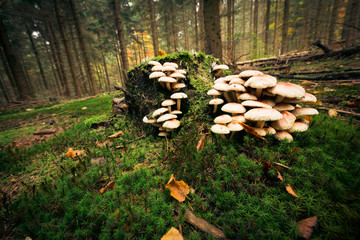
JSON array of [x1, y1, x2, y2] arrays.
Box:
[[239, 70, 263, 78], [152, 107, 169, 118], [224, 75, 236, 81], [244, 108, 282, 121], [173, 83, 186, 89], [158, 131, 170, 137], [227, 121, 244, 131], [244, 74, 277, 89], [221, 103, 246, 114], [163, 119, 180, 129], [151, 65, 164, 72], [143, 116, 157, 124], [297, 118, 310, 126], [162, 66, 176, 72], [214, 78, 226, 84], [157, 113, 177, 122], [209, 98, 224, 105], [213, 65, 229, 71], [148, 60, 162, 66], [242, 100, 272, 108], [231, 115, 246, 123], [271, 111, 296, 130], [170, 92, 188, 99], [253, 127, 267, 136], [149, 71, 166, 79], [158, 76, 176, 83], [163, 62, 178, 69], [171, 110, 183, 115], [259, 98, 276, 107], [228, 84, 246, 92], [288, 122, 308, 132], [211, 124, 230, 134], [229, 78, 246, 85], [207, 89, 222, 96], [170, 72, 186, 79], [274, 131, 293, 142], [292, 107, 319, 117], [238, 93, 257, 101], [268, 82, 305, 99], [178, 69, 187, 75], [265, 126, 276, 135], [214, 114, 232, 124], [299, 92, 317, 103], [214, 83, 230, 92], [273, 103, 295, 111], [162, 99, 176, 106]]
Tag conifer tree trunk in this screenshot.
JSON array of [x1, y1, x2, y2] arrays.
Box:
[[314, 0, 323, 41], [194, 0, 199, 52], [113, 0, 130, 75], [0, 17, 32, 100], [227, 0, 232, 63], [114, 42, 124, 87], [182, 2, 188, 50], [253, 0, 258, 56], [42, 36, 61, 95], [164, 8, 171, 53], [327, 0, 338, 45], [264, 0, 271, 55], [280, 0, 290, 54], [149, 0, 159, 56], [102, 52, 110, 91], [171, 1, 177, 52], [241, 0, 246, 57], [54, 0, 81, 96], [0, 45, 16, 91], [199, 0, 205, 52], [342, 0, 360, 47], [301, 0, 311, 50], [231, 0, 235, 60], [273, 0, 279, 54], [203, 0, 223, 60], [140, 32, 147, 59], [0, 74, 11, 103]]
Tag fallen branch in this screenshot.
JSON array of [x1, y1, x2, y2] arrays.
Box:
[[273, 72, 360, 80], [318, 107, 360, 117], [33, 129, 57, 135]]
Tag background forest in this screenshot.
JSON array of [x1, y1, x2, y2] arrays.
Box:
[[0, 0, 359, 103]]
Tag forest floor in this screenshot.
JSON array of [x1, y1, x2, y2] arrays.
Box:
[[0, 55, 359, 239]]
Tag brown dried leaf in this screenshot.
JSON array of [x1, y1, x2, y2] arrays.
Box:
[[296, 216, 317, 240], [107, 131, 124, 139], [161, 227, 183, 240], [273, 162, 291, 169], [81, 107, 87, 110], [65, 148, 86, 158], [97, 140, 113, 147], [196, 133, 209, 152], [286, 184, 299, 198], [258, 158, 273, 173], [165, 174, 189, 202], [276, 170, 284, 181], [100, 181, 116, 194], [239, 123, 266, 140]]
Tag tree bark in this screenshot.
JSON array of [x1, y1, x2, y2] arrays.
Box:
[[0, 73, 11, 103], [241, 0, 246, 58], [149, 0, 159, 56], [301, 0, 311, 50], [113, 0, 130, 74], [273, 0, 279, 54], [199, 0, 205, 52], [227, 0, 232, 63], [280, 0, 290, 54], [0, 45, 16, 91], [42, 35, 61, 96], [0, 17, 32, 100], [314, 0, 323, 41], [102, 52, 110, 91], [342, 0, 360, 47], [328, 0, 339, 45], [140, 31, 147, 59], [253, 0, 258, 56], [231, 0, 235, 60], [54, 0, 81, 96], [182, 1, 188, 50], [164, 7, 171, 53], [264, 0, 270, 55], [194, 0, 199, 52], [203, 0, 222, 61], [171, 1, 177, 52], [114, 42, 124, 87]]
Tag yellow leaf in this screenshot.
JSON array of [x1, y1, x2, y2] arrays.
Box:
[[107, 131, 124, 139], [328, 109, 338, 117], [239, 123, 266, 140], [165, 174, 190, 202], [161, 227, 183, 240], [100, 181, 116, 194], [65, 148, 86, 158], [311, 90, 324, 94], [196, 133, 209, 152], [286, 184, 299, 198], [303, 115, 313, 121], [81, 107, 87, 110]]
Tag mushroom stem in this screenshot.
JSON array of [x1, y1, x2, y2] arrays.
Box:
[[219, 134, 227, 140], [160, 82, 166, 88], [223, 92, 233, 103], [256, 121, 265, 128], [213, 104, 218, 113], [176, 99, 181, 111], [275, 95, 285, 103], [166, 82, 172, 91], [167, 106, 172, 112], [255, 88, 263, 98], [229, 132, 235, 140]]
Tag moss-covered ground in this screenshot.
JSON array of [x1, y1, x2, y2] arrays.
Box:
[[1, 52, 360, 239]]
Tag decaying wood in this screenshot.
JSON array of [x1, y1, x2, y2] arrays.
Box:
[[318, 107, 360, 116], [273, 71, 360, 80], [184, 209, 226, 239], [33, 129, 57, 135]]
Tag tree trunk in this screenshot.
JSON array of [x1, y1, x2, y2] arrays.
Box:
[[149, 0, 159, 56], [102, 52, 110, 91], [182, 1, 188, 50], [241, 0, 246, 58], [342, 0, 360, 48], [113, 0, 130, 74], [280, 0, 290, 54], [327, 0, 339, 45], [227, 0, 232, 63], [264, 0, 271, 55], [231, 0, 235, 60], [253, 0, 258, 56], [0, 17, 32, 100], [0, 45, 16, 91], [194, 0, 199, 52], [0, 73, 11, 103], [42, 36, 61, 96], [171, 1, 177, 52], [164, 8, 171, 53], [54, 0, 81, 96], [114, 42, 124, 87], [301, 0, 311, 50], [199, 0, 205, 52], [140, 31, 147, 59], [69, 0, 98, 95], [314, 0, 323, 41], [203, 0, 222, 60]]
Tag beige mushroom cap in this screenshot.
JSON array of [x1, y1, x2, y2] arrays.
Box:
[[288, 122, 308, 132], [149, 71, 166, 79], [227, 121, 244, 131], [163, 62, 178, 69], [242, 100, 272, 108], [259, 98, 276, 107], [292, 107, 319, 117], [214, 83, 230, 92], [214, 114, 232, 124], [162, 66, 177, 72], [244, 74, 277, 89], [265, 126, 276, 135], [148, 60, 162, 66], [231, 115, 246, 123], [214, 78, 226, 84], [244, 108, 282, 121], [162, 99, 176, 107], [213, 65, 229, 71], [228, 84, 246, 92], [239, 70, 263, 78], [274, 131, 293, 142], [271, 111, 296, 130], [157, 113, 177, 122], [207, 89, 222, 96], [158, 76, 176, 83], [173, 83, 186, 90], [170, 92, 188, 99], [163, 119, 180, 129], [211, 124, 230, 134], [253, 127, 267, 136], [152, 107, 169, 118], [209, 98, 224, 105], [170, 72, 186, 79], [158, 131, 170, 137], [221, 103, 246, 114], [178, 69, 187, 75], [229, 78, 246, 85], [273, 103, 295, 111], [143, 116, 157, 124], [238, 93, 257, 101], [171, 110, 183, 115], [151, 65, 164, 72], [268, 82, 306, 99]]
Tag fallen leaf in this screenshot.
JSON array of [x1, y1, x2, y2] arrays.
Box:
[[286, 184, 299, 198], [81, 107, 87, 110], [65, 148, 86, 158], [68, 110, 73, 113], [310, 100, 322, 106], [161, 227, 183, 240], [25, 108, 34, 112], [328, 109, 338, 117], [97, 140, 113, 147], [107, 131, 123, 139], [184, 209, 226, 239], [273, 162, 291, 169], [165, 174, 189, 202], [114, 209, 120, 215], [115, 145, 125, 149], [344, 102, 360, 107], [296, 216, 317, 240], [258, 158, 273, 173], [196, 133, 209, 152], [302, 115, 313, 121], [311, 90, 324, 94], [100, 181, 116, 194], [276, 170, 284, 181], [239, 123, 266, 140]]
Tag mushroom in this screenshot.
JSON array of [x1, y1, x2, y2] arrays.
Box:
[[238, 70, 263, 80], [158, 131, 170, 137], [267, 82, 305, 103], [227, 84, 246, 102], [265, 126, 276, 135], [148, 60, 162, 66], [178, 69, 187, 75], [288, 122, 308, 133], [209, 98, 224, 113], [170, 92, 188, 110], [271, 111, 296, 131], [213, 65, 229, 76], [157, 113, 177, 123], [152, 107, 169, 118], [162, 66, 176, 76], [244, 108, 282, 128], [221, 103, 246, 116], [211, 124, 230, 139], [214, 83, 232, 103], [231, 115, 246, 123], [172, 83, 186, 92], [162, 99, 176, 112], [244, 74, 277, 98], [273, 103, 295, 111], [149, 71, 166, 79], [151, 65, 164, 72], [291, 107, 319, 118], [207, 89, 222, 99], [259, 98, 276, 107], [238, 93, 257, 101], [158, 76, 176, 91], [274, 131, 293, 142], [227, 121, 244, 139], [163, 62, 178, 69], [163, 119, 180, 130], [242, 100, 272, 109], [214, 114, 233, 125]]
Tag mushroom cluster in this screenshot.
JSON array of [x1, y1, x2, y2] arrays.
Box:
[[208, 69, 319, 142], [143, 61, 188, 137]]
